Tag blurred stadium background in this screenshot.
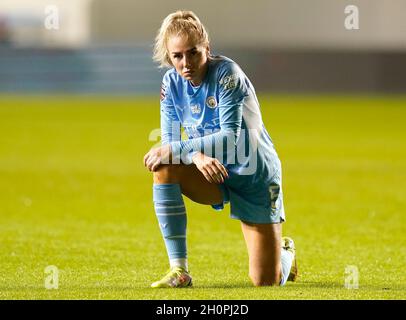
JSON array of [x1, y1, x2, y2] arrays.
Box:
[[1, 0, 405, 299], [1, 0, 406, 94]]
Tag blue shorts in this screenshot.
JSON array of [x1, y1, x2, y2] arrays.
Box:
[[212, 176, 285, 224]]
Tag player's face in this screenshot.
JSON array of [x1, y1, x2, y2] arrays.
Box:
[[167, 35, 209, 86]]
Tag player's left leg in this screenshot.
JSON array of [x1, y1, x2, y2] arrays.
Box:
[[241, 222, 295, 286]]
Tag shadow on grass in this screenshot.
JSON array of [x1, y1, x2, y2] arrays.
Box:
[[191, 282, 253, 289], [1, 282, 405, 292], [0, 282, 251, 291], [280, 281, 406, 292]]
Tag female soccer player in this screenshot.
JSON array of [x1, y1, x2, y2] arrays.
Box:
[[143, 10, 297, 287]]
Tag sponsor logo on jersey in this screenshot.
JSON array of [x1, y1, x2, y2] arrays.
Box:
[[206, 96, 218, 109], [190, 104, 201, 114], [219, 74, 238, 90]]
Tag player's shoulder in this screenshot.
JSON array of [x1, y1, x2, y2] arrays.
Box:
[[162, 68, 181, 85], [209, 55, 245, 79], [209, 55, 249, 93]]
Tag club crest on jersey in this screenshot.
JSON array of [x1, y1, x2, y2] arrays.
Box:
[[190, 104, 201, 114], [206, 96, 217, 109]]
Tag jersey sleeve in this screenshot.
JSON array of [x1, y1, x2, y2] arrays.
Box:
[[160, 72, 181, 146], [170, 62, 249, 165]]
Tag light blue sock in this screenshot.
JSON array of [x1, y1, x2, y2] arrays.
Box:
[[280, 249, 293, 286], [153, 183, 187, 269]]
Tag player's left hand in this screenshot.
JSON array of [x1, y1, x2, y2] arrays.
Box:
[[192, 152, 229, 184], [143, 144, 171, 172]]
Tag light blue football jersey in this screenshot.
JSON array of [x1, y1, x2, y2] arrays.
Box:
[[160, 55, 280, 187]]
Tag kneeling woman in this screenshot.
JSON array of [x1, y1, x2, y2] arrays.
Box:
[[143, 10, 297, 287]]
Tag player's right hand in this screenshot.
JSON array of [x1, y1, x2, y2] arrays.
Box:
[[191, 152, 229, 184], [143, 144, 171, 172]]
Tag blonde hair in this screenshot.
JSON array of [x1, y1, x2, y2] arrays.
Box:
[[153, 10, 210, 68]]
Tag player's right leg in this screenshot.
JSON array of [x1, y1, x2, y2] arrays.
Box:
[[153, 164, 223, 205], [241, 221, 282, 286], [150, 164, 224, 288]]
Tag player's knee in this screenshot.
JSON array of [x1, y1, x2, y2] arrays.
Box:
[[249, 273, 280, 287], [153, 164, 180, 183]]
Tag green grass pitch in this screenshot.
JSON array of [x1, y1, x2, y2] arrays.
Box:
[[0, 94, 405, 299]]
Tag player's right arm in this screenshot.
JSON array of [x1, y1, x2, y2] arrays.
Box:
[[160, 73, 181, 145], [160, 73, 227, 183], [144, 73, 181, 172]]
